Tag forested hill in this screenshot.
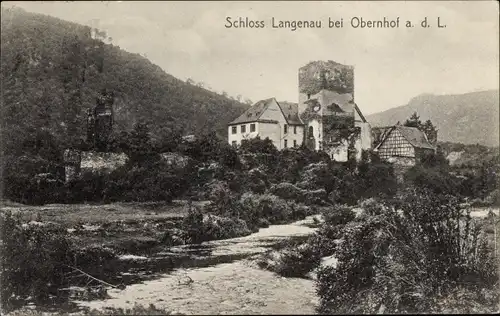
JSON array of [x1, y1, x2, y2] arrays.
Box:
[[1, 7, 249, 154], [366, 90, 499, 147]]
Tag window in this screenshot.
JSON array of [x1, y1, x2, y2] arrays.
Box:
[[250, 123, 256, 132], [307, 93, 311, 99], [308, 126, 314, 137], [293, 140, 297, 147], [294, 126, 297, 134], [231, 126, 237, 134], [231, 141, 237, 147], [241, 125, 246, 133], [284, 140, 288, 148], [284, 124, 288, 134]]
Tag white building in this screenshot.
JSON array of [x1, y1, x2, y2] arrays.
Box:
[[227, 60, 373, 162], [227, 98, 304, 150]]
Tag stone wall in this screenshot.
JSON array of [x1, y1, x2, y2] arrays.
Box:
[[80, 151, 129, 173]]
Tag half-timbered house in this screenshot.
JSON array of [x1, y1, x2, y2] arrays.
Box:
[[374, 123, 436, 166]]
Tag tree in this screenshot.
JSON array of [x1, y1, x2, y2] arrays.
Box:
[[125, 122, 157, 165], [152, 125, 183, 153], [404, 113, 438, 145], [421, 119, 438, 144], [404, 112, 422, 128], [240, 136, 278, 156]]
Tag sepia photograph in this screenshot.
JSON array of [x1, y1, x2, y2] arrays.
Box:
[[0, 1, 499, 315]]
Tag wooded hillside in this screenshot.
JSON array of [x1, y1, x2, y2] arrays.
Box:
[[1, 7, 249, 155]]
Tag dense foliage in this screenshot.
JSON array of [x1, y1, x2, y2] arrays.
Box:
[[316, 189, 498, 314], [1, 6, 249, 203], [0, 212, 118, 312]]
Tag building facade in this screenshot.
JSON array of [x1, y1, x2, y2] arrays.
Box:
[[298, 60, 372, 162], [374, 123, 436, 166], [227, 60, 372, 162], [227, 98, 304, 150]]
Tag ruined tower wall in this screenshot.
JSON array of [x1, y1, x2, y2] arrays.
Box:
[[298, 61, 358, 161]]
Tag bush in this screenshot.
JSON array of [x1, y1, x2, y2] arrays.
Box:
[[1, 213, 74, 309], [258, 240, 322, 278], [404, 164, 461, 196], [270, 182, 304, 200], [270, 182, 329, 206], [239, 136, 278, 156], [303, 189, 329, 206], [181, 202, 252, 243], [202, 214, 251, 240], [160, 228, 186, 247], [0, 212, 118, 312], [244, 168, 269, 194], [181, 204, 205, 244], [316, 189, 498, 314], [322, 205, 356, 227]]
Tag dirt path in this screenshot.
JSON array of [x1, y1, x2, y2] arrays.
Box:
[[76, 216, 321, 314]]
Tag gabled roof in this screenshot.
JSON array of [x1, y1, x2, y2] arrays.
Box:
[[353, 103, 367, 123], [278, 101, 303, 125], [228, 98, 303, 125], [396, 125, 435, 149], [228, 98, 274, 125], [375, 124, 435, 150]]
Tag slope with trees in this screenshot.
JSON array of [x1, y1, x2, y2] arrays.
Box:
[[366, 90, 499, 147]]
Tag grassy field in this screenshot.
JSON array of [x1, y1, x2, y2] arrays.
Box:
[[0, 200, 209, 224], [0, 200, 210, 253]]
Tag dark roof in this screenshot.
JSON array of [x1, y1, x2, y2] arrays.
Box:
[[278, 101, 303, 125], [228, 98, 303, 125], [228, 98, 274, 125], [376, 125, 435, 150], [396, 125, 435, 149]]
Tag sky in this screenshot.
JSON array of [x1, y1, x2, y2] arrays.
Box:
[[3, 1, 499, 115]]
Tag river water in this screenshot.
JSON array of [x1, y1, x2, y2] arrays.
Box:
[[75, 215, 322, 315]]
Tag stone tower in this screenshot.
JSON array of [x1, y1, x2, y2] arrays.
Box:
[[298, 60, 357, 161], [87, 89, 114, 151]]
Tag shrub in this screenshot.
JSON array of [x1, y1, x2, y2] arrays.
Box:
[[357, 157, 398, 199], [160, 228, 186, 247], [239, 136, 278, 156], [202, 180, 231, 201], [244, 168, 269, 194], [316, 189, 498, 314], [202, 214, 251, 240], [270, 182, 329, 206], [404, 164, 461, 196], [181, 204, 205, 244], [0, 213, 73, 310], [322, 205, 356, 227], [0, 212, 118, 313], [270, 182, 304, 201], [303, 189, 329, 206], [258, 240, 323, 278]]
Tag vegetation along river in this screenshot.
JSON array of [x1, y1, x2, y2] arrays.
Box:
[[74, 215, 322, 315]]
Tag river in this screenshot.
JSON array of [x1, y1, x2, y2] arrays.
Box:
[[75, 215, 322, 315]]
